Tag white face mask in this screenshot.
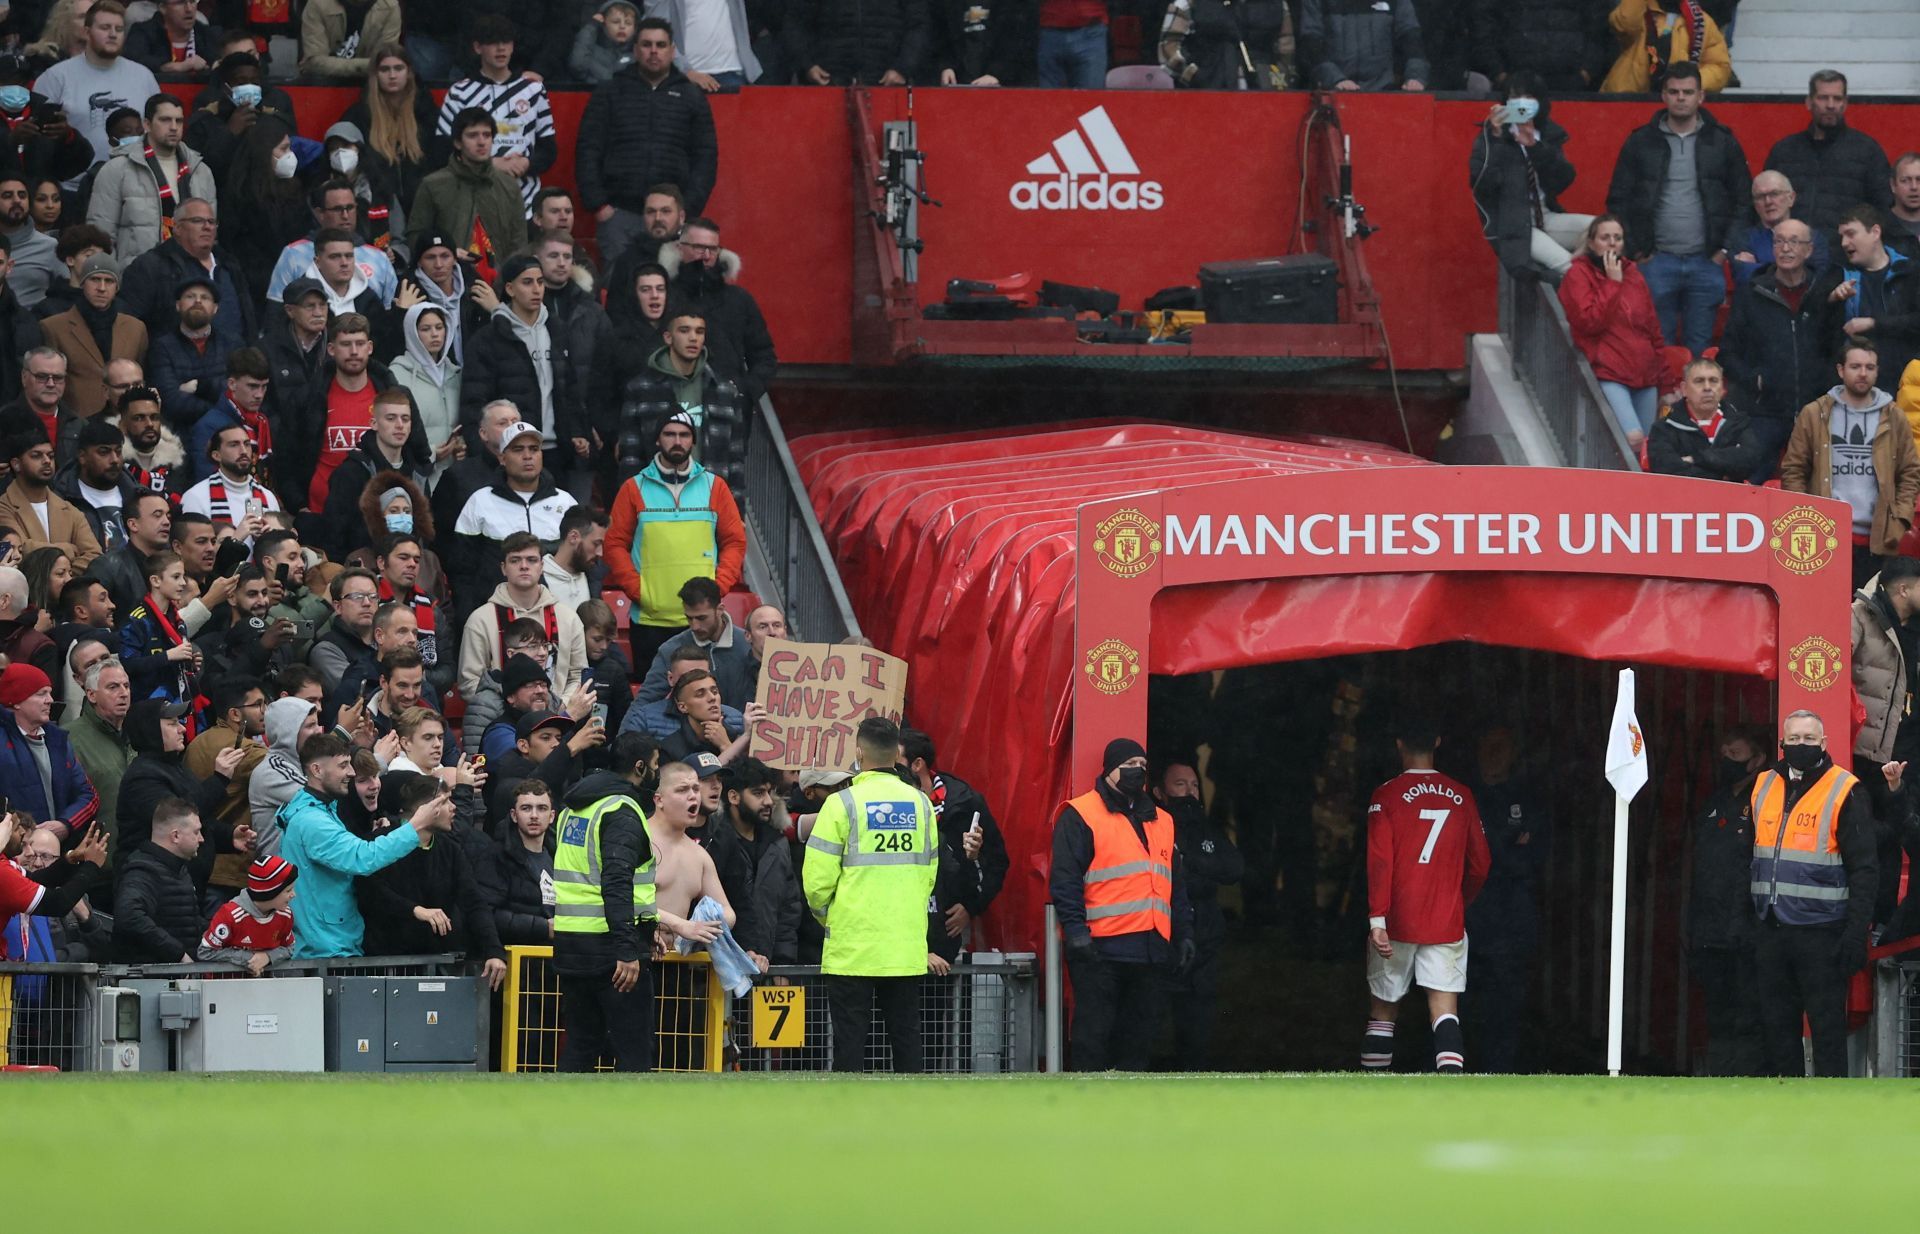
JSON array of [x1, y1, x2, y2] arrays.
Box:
[[329, 148, 358, 175], [272, 149, 297, 179]]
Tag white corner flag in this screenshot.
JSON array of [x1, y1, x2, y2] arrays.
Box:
[[1605, 668, 1649, 801], [1603, 668, 1646, 1077]]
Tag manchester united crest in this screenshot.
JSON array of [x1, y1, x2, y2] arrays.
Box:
[[1083, 638, 1142, 695], [1787, 635, 1843, 692], [1768, 505, 1838, 575], [1091, 508, 1162, 580]]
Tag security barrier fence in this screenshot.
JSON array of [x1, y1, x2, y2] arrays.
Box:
[[2, 950, 1041, 1073], [1866, 958, 1920, 1077], [501, 947, 1039, 1073]]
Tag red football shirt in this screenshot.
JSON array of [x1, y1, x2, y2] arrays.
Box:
[[0, 859, 45, 919], [201, 899, 294, 954], [309, 378, 377, 510], [1366, 769, 1491, 944]]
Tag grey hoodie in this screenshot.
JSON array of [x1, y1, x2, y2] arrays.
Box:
[[249, 697, 318, 855], [495, 304, 555, 445], [1825, 383, 1894, 536]]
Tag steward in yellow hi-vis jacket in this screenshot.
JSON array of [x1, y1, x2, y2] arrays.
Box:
[[802, 717, 938, 1073]]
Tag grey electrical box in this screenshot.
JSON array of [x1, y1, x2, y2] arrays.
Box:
[[117, 977, 177, 1072], [324, 976, 480, 1072], [175, 978, 325, 1072]]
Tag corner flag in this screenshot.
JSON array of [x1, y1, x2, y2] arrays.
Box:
[[1604, 669, 1648, 801]]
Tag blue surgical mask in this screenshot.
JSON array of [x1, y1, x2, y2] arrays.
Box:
[[0, 86, 29, 113], [385, 513, 413, 533], [230, 83, 262, 109], [115, 133, 143, 149]]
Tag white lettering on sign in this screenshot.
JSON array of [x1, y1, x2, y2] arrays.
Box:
[[1163, 512, 1766, 559]]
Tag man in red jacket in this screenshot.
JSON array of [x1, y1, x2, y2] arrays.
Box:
[[1361, 715, 1490, 1073]]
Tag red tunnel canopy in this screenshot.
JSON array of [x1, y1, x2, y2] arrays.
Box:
[[790, 423, 1781, 950]]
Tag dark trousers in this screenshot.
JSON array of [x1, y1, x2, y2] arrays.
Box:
[[557, 965, 655, 1073], [1166, 946, 1220, 1070], [1753, 918, 1848, 1077], [1068, 951, 1167, 1071], [1746, 416, 1793, 483], [1853, 543, 1886, 591], [825, 974, 923, 1073], [627, 622, 684, 681], [1692, 944, 1766, 1076]]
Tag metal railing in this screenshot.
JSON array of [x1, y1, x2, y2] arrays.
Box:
[[499, 946, 727, 1073], [1496, 270, 1642, 472], [744, 396, 864, 644], [728, 955, 1039, 1073]]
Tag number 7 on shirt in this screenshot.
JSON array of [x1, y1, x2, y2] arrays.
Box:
[[1417, 809, 1450, 864]]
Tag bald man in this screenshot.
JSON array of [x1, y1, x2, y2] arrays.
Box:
[[1733, 171, 1830, 288]]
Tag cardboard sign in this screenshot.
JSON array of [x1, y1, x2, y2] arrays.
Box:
[[750, 639, 907, 771], [751, 985, 805, 1049]]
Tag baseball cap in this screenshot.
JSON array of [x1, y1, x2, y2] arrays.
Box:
[[174, 272, 218, 301], [515, 709, 572, 741], [502, 421, 542, 447], [283, 276, 326, 305], [689, 751, 723, 779], [798, 768, 853, 792]]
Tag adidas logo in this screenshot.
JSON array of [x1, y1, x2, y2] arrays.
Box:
[[1009, 106, 1164, 212]]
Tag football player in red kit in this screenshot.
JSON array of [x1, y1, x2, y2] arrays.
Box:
[[1361, 716, 1491, 1072]]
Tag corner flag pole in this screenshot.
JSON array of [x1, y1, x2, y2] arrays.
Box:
[[1602, 668, 1649, 1078]]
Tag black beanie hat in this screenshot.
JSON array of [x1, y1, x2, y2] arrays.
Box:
[[1102, 737, 1147, 776]]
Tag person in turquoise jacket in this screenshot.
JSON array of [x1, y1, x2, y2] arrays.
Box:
[[278, 731, 452, 958]]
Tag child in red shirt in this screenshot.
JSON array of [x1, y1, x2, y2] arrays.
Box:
[[198, 855, 297, 975]]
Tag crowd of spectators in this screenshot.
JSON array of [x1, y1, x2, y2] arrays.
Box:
[[0, 1, 1018, 1010]]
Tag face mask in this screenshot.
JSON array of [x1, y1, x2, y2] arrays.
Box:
[[230, 83, 262, 109], [0, 86, 29, 113], [272, 150, 297, 179], [1716, 757, 1750, 788], [115, 132, 143, 149], [329, 148, 359, 175], [1781, 743, 1825, 773], [1115, 766, 1147, 795], [384, 513, 412, 533]]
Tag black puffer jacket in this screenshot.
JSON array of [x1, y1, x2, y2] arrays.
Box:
[[659, 246, 778, 405], [458, 308, 586, 449], [783, 0, 929, 82], [701, 814, 802, 963], [574, 65, 718, 216], [1469, 0, 1611, 90], [258, 310, 327, 444], [544, 281, 615, 445], [489, 833, 555, 946], [1719, 264, 1845, 423], [112, 842, 204, 962], [606, 348, 747, 489], [1605, 107, 1753, 262], [1764, 124, 1895, 239], [1470, 109, 1577, 282], [115, 701, 235, 893]]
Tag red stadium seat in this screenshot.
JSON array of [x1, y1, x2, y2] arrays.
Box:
[[723, 589, 761, 629], [604, 591, 632, 629]]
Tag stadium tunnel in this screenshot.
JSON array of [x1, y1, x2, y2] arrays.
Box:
[[790, 421, 1852, 1073]]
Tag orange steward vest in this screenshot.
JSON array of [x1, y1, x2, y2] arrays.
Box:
[[1750, 764, 1855, 927], [1067, 789, 1174, 941]]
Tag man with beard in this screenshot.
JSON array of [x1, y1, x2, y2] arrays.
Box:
[[0, 173, 63, 307], [706, 756, 801, 967], [658, 217, 775, 405], [117, 198, 254, 343], [180, 423, 280, 535], [279, 732, 452, 958], [0, 428, 103, 569], [542, 505, 605, 612], [116, 386, 189, 499], [84, 489, 169, 618], [1050, 737, 1193, 1072], [204, 564, 299, 682], [147, 276, 233, 432], [116, 696, 248, 894], [605, 416, 745, 672], [1763, 72, 1892, 244], [53, 415, 144, 553]]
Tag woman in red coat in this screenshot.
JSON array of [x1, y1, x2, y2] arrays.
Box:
[[1559, 214, 1665, 448]]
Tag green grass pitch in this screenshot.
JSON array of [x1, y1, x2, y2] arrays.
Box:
[[12, 1073, 1909, 1230]]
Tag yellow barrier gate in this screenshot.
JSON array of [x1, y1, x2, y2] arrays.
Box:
[[499, 946, 726, 1073]]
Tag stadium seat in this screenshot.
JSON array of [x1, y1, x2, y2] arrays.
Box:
[[604, 591, 632, 630], [1106, 64, 1173, 89], [723, 589, 762, 629], [441, 686, 464, 723]]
